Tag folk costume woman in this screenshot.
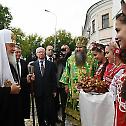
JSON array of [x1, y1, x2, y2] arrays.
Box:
[[113, 12, 126, 126], [111, 48, 126, 126], [104, 44, 125, 90], [91, 43, 108, 80]]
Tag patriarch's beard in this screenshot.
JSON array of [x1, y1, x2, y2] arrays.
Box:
[[7, 52, 17, 69]]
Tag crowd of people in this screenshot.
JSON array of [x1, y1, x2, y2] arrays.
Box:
[[0, 29, 72, 126], [1, 1, 126, 126]]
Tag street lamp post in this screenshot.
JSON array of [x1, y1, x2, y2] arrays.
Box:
[[45, 9, 57, 51]]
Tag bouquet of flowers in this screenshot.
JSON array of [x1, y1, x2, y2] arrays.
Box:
[[77, 77, 108, 93]]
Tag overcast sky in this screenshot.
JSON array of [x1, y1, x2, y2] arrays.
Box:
[[0, 0, 100, 38]]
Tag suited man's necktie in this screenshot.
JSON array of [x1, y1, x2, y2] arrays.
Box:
[[40, 61, 44, 76], [16, 60, 20, 80], [49, 57, 53, 62]]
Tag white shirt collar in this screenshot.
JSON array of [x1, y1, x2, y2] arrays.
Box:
[[46, 55, 53, 62]]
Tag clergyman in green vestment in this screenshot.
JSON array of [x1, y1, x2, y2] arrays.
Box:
[[60, 37, 97, 121]]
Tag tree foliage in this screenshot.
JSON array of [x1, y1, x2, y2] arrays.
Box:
[[0, 4, 88, 59], [11, 27, 43, 59], [0, 4, 12, 29], [44, 30, 76, 51]]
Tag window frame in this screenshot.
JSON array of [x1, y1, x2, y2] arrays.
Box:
[[92, 19, 95, 33], [102, 13, 109, 29]]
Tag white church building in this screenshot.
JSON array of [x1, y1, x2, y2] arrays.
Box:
[[82, 0, 123, 47]]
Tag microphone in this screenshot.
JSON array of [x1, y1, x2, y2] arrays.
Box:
[[28, 61, 34, 74]]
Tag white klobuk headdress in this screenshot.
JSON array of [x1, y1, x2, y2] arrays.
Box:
[[0, 29, 15, 87]]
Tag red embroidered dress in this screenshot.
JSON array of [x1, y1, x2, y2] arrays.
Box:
[[94, 63, 105, 80], [104, 63, 117, 88], [114, 71, 126, 126]]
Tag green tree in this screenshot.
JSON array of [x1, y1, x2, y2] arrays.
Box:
[[11, 27, 26, 57], [11, 27, 25, 44], [21, 34, 43, 59], [44, 36, 55, 48], [11, 27, 43, 59], [0, 4, 13, 29], [44, 29, 76, 51]]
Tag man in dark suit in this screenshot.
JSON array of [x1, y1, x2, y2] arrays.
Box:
[[28, 47, 57, 126], [46, 45, 54, 62], [46, 45, 61, 123], [15, 45, 30, 119]]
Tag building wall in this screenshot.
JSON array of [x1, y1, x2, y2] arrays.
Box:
[[112, 0, 121, 39], [83, 0, 113, 47]]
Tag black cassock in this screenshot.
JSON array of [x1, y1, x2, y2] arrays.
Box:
[[0, 64, 24, 126]]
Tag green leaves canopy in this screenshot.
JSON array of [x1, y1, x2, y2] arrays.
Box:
[[44, 30, 76, 51], [0, 4, 12, 29], [0, 4, 88, 59]]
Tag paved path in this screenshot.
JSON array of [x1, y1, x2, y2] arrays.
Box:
[[24, 112, 80, 126], [24, 107, 75, 126], [25, 103, 80, 126], [25, 116, 74, 126]]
